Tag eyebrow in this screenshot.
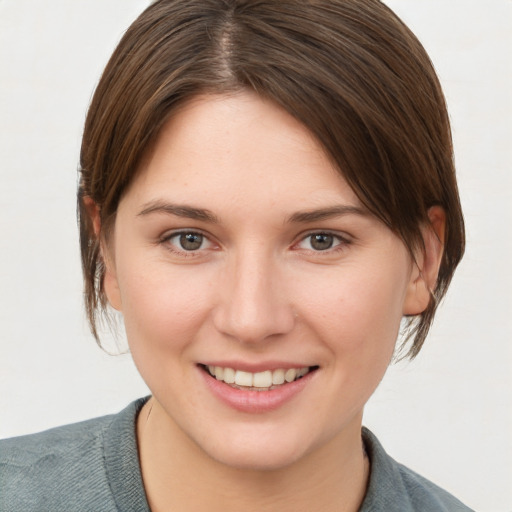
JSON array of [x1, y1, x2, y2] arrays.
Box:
[[287, 205, 369, 223], [137, 201, 368, 225], [137, 201, 219, 223]]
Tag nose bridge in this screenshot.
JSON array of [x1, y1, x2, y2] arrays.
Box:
[[213, 243, 294, 343]]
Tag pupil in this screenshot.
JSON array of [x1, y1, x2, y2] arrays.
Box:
[[180, 233, 202, 250], [311, 234, 333, 250]]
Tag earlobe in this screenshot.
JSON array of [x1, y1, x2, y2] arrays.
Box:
[[104, 268, 123, 312], [83, 196, 123, 312], [83, 196, 102, 238], [403, 206, 446, 315]]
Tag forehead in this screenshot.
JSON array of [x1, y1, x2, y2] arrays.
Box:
[[128, 92, 361, 212]]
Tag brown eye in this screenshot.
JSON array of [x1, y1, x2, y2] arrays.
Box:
[[179, 232, 204, 250], [309, 233, 334, 251]]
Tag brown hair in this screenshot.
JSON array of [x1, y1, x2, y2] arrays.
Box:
[[78, 0, 465, 358]]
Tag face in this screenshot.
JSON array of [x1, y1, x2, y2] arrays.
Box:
[[104, 91, 425, 470]]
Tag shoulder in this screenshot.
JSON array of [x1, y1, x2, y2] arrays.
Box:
[[360, 428, 475, 512], [393, 461, 474, 512], [0, 413, 114, 464], [0, 398, 149, 512], [0, 414, 117, 511]]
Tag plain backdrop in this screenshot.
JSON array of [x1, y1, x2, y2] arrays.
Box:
[[0, 1, 511, 510]]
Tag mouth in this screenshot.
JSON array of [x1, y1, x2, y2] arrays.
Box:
[[200, 364, 318, 391]]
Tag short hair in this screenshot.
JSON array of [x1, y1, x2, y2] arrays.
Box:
[[78, 0, 465, 358]]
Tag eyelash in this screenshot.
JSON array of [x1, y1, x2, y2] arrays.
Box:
[[158, 230, 351, 257], [159, 230, 214, 257], [294, 231, 351, 254]]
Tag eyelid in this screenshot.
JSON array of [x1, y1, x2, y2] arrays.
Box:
[[157, 228, 352, 255], [293, 230, 352, 251], [159, 228, 218, 254]]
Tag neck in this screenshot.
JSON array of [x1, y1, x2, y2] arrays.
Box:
[[137, 398, 369, 512]]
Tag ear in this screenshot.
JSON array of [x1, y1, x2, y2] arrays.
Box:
[[83, 196, 123, 312], [403, 206, 445, 315]]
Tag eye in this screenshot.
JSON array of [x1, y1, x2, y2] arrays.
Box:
[[297, 232, 347, 252], [309, 233, 335, 251], [164, 231, 213, 252], [178, 232, 204, 251]]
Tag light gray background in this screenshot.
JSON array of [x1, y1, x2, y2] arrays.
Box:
[[0, 1, 510, 510]]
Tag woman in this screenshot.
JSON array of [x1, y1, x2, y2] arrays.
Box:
[[1, 1, 472, 510]]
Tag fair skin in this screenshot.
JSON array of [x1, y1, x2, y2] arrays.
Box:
[[91, 91, 444, 512]]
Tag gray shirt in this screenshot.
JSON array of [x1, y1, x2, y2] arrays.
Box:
[[0, 398, 474, 511]]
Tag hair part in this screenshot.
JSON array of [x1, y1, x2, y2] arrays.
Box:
[[78, 0, 465, 358]]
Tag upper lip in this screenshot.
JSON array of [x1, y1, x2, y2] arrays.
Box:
[[199, 361, 316, 373]]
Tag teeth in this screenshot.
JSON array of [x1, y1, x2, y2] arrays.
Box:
[[285, 368, 297, 382], [223, 367, 236, 384], [235, 370, 253, 387], [272, 368, 285, 385], [206, 365, 311, 388], [253, 370, 272, 388], [297, 367, 308, 378]]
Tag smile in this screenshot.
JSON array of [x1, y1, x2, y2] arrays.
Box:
[[203, 365, 315, 391]]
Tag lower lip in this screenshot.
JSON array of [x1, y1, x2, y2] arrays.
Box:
[[199, 367, 316, 413]]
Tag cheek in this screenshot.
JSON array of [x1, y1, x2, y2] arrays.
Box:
[[292, 259, 410, 393], [117, 260, 215, 353], [300, 267, 407, 340], [117, 265, 218, 399]]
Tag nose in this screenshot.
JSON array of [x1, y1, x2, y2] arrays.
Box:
[[212, 248, 296, 345]]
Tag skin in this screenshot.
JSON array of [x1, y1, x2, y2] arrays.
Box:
[[92, 91, 443, 512]]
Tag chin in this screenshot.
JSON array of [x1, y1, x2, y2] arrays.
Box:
[[209, 444, 306, 472], [194, 425, 319, 472]]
